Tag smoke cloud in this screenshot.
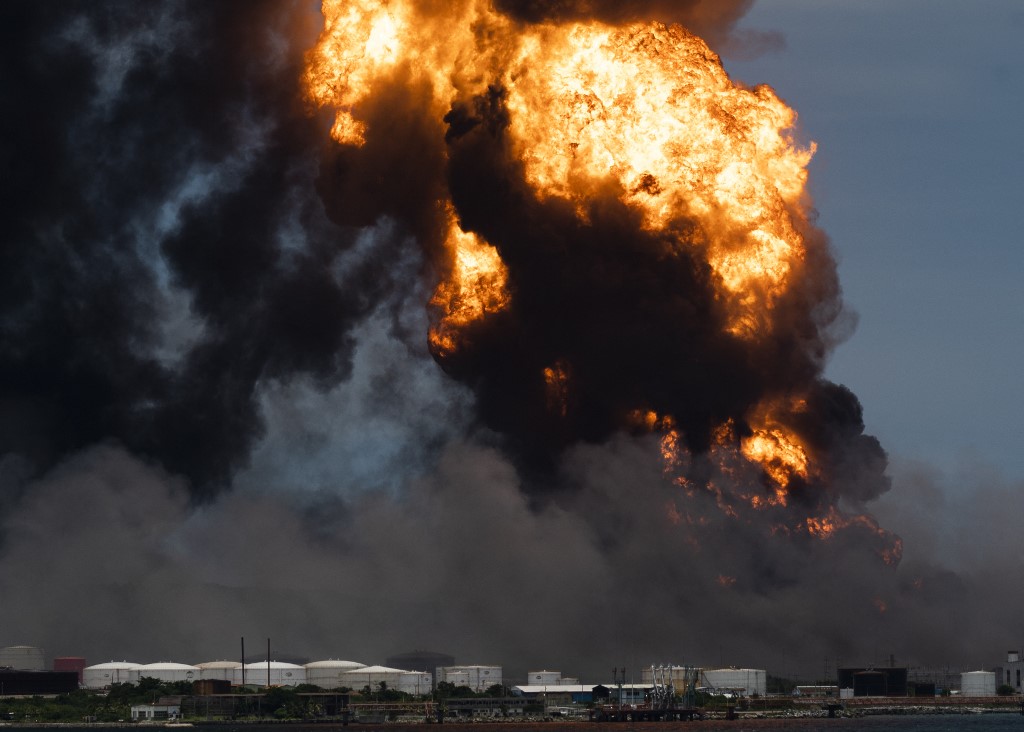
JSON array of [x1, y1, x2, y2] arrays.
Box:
[[1, 0, 1016, 682]]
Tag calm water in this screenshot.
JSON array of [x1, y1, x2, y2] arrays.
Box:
[[10, 717, 1024, 732]]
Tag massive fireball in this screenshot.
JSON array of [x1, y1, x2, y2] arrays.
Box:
[[304, 0, 900, 564]]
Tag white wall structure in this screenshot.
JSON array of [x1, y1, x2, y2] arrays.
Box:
[[234, 661, 306, 687], [83, 662, 142, 689], [702, 668, 767, 696], [304, 660, 367, 689], [961, 671, 996, 697], [131, 662, 200, 684], [0, 645, 45, 671], [436, 665, 502, 692], [196, 661, 241, 681]]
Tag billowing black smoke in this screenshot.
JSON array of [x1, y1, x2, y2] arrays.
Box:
[[0, 2, 405, 500], [10, 0, 1005, 683]]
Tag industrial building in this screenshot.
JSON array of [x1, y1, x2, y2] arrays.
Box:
[[636, 665, 766, 697], [131, 697, 181, 721], [837, 667, 908, 697], [436, 665, 502, 692], [994, 650, 1023, 693], [512, 683, 651, 706], [0, 670, 78, 695]]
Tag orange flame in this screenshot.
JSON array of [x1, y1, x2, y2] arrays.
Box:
[[428, 213, 510, 358], [305, 1, 897, 568], [305, 2, 814, 341]]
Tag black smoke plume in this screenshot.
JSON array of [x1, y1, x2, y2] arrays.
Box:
[[5, 0, 1012, 684], [0, 2, 402, 500]]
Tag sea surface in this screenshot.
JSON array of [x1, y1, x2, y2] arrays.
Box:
[[6, 717, 1024, 732]]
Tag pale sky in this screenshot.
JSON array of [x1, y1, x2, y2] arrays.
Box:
[[725, 1, 1024, 478]]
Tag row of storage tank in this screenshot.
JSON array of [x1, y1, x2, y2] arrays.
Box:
[[82, 660, 433, 694]]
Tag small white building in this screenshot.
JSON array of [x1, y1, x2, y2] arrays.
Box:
[[961, 671, 996, 697], [83, 661, 142, 689], [305, 660, 367, 689], [436, 665, 502, 692], [131, 702, 180, 721], [131, 662, 199, 684], [233, 661, 306, 687]]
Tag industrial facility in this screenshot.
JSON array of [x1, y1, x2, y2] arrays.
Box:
[[5, 641, 1024, 706], [995, 650, 1023, 694]]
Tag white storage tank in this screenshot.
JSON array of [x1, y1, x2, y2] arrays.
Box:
[[342, 665, 407, 693], [702, 668, 767, 696], [436, 665, 502, 692], [398, 671, 433, 695], [527, 670, 562, 686], [0, 645, 45, 671], [234, 661, 306, 687], [131, 662, 200, 684], [83, 661, 142, 689], [196, 661, 241, 681], [304, 660, 367, 689], [960, 671, 996, 697]]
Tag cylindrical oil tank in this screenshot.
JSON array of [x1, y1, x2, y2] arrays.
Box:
[[54, 657, 87, 683], [196, 661, 241, 681], [304, 660, 367, 689], [83, 662, 142, 689], [961, 671, 996, 697], [342, 665, 405, 692], [702, 668, 767, 696], [527, 670, 562, 686], [131, 662, 200, 684], [397, 671, 433, 695], [0, 646, 45, 671], [437, 665, 502, 692], [234, 661, 306, 687]]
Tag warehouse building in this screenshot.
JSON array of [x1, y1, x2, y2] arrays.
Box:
[[0, 671, 78, 695]]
